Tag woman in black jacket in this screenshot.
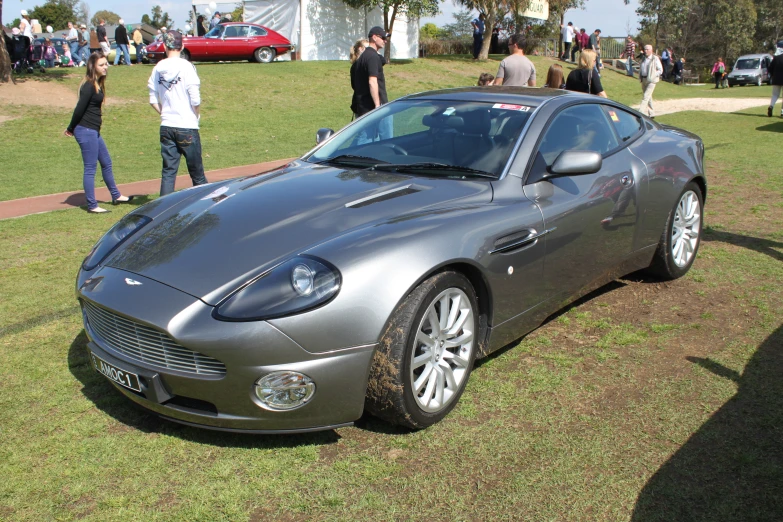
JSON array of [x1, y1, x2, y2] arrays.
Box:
[[64, 53, 131, 213], [565, 49, 607, 98]]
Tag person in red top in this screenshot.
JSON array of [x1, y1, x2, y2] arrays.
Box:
[[576, 29, 589, 55]]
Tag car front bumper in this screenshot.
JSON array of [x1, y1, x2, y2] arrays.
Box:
[[77, 266, 376, 433]]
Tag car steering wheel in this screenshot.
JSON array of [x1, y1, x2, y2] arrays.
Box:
[[388, 144, 409, 156]]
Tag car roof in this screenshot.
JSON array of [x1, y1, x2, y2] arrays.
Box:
[[736, 54, 769, 59], [404, 86, 574, 107], [220, 22, 265, 27]]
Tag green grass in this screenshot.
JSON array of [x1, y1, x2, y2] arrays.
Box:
[[1, 57, 782, 520], [0, 55, 775, 201]]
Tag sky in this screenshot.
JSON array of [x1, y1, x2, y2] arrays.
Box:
[[5, 0, 640, 36]]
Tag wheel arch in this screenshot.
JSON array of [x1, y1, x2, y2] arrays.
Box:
[[690, 174, 707, 203]]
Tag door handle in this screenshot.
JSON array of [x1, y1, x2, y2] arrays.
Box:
[[490, 228, 556, 254]]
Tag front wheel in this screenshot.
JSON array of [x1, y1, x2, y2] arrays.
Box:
[[254, 47, 275, 63], [646, 181, 704, 280], [365, 271, 478, 429], [755, 77, 762, 87]]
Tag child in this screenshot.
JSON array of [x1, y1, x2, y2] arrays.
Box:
[[544, 64, 566, 89], [62, 44, 74, 67], [477, 73, 494, 86], [42, 38, 57, 68]]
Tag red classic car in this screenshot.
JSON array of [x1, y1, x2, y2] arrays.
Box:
[[146, 23, 292, 63]]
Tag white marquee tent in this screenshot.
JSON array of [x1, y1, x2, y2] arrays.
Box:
[[192, 0, 419, 61]]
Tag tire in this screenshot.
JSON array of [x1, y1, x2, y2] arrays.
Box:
[[646, 181, 704, 280], [181, 50, 191, 62], [365, 271, 478, 429], [755, 77, 762, 87], [254, 47, 275, 63]]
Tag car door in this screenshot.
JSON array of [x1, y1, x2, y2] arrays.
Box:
[[526, 103, 645, 300], [203, 25, 224, 59], [222, 24, 250, 59]]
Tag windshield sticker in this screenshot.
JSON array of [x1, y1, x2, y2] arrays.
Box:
[[201, 186, 229, 200], [608, 110, 620, 122], [443, 107, 456, 116], [492, 103, 531, 111]]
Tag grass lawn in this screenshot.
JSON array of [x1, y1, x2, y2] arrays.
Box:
[[0, 57, 782, 520], [0, 55, 774, 201]]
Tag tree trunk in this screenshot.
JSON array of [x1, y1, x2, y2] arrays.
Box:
[[384, 3, 397, 63], [478, 5, 498, 60], [0, 0, 14, 83]]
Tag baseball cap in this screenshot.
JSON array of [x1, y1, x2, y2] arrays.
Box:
[[368, 26, 389, 40], [163, 30, 183, 50], [12, 27, 20, 35], [80, 23, 86, 28], [21, 9, 28, 16]]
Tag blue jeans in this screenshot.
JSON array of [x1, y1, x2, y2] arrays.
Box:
[[73, 126, 121, 210], [160, 126, 208, 196], [77, 44, 90, 64], [69, 41, 79, 59], [356, 115, 393, 145], [114, 43, 131, 65]]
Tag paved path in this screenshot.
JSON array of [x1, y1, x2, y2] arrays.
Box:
[[0, 159, 294, 220]]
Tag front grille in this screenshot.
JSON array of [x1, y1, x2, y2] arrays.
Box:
[[82, 300, 227, 376]]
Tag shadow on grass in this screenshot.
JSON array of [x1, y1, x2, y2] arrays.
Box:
[[631, 323, 783, 521], [703, 227, 783, 263], [62, 193, 152, 210], [475, 279, 628, 368], [11, 70, 75, 83], [68, 330, 342, 448]]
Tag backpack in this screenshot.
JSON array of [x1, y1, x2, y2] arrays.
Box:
[[718, 64, 725, 74]]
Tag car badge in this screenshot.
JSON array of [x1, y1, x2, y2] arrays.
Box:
[[124, 278, 143, 286]]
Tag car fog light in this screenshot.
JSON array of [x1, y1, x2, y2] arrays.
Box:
[[254, 371, 315, 410]]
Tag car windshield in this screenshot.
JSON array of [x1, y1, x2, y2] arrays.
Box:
[[205, 26, 223, 38], [735, 59, 760, 70], [307, 99, 534, 179]]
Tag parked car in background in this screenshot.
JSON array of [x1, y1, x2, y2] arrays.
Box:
[[76, 87, 707, 434], [106, 42, 148, 64], [145, 22, 292, 63], [727, 54, 772, 87]]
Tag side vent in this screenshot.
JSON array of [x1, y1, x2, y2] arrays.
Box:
[[345, 184, 423, 209]]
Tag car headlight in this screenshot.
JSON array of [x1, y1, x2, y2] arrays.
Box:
[[214, 256, 341, 321], [82, 214, 152, 271]]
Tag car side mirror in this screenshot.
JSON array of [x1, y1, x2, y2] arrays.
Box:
[[548, 150, 602, 177], [316, 128, 334, 144]]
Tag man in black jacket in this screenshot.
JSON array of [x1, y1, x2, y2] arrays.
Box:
[[768, 41, 783, 117], [114, 19, 131, 65]]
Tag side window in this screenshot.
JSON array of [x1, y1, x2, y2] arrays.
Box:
[[249, 26, 267, 37], [603, 106, 642, 142], [537, 104, 619, 166], [224, 26, 248, 37]]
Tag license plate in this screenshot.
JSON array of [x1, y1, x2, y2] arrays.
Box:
[[90, 352, 142, 392]]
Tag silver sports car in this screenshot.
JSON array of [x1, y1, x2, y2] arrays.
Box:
[[76, 87, 706, 433]]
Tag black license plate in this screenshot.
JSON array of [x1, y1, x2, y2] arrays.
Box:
[[90, 352, 142, 392]]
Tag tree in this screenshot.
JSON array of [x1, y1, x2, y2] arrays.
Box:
[[144, 5, 173, 29], [342, 0, 441, 61], [231, 1, 244, 22], [420, 22, 440, 38], [75, 1, 89, 26], [440, 9, 474, 39], [1, 0, 14, 83], [457, 0, 512, 60], [5, 17, 20, 29], [91, 10, 120, 26], [30, 0, 76, 29]]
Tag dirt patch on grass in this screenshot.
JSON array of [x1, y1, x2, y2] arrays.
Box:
[[0, 115, 18, 125], [653, 97, 770, 116], [0, 79, 134, 108]]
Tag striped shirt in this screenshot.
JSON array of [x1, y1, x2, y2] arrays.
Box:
[[624, 41, 636, 58]]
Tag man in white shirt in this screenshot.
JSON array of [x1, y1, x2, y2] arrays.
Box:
[[561, 22, 574, 62], [639, 45, 663, 118], [147, 31, 209, 196], [66, 22, 79, 61]]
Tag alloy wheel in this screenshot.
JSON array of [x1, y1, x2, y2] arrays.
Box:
[[409, 288, 475, 413], [671, 190, 701, 267]]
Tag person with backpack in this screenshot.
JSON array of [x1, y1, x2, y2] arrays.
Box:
[[712, 57, 726, 89]]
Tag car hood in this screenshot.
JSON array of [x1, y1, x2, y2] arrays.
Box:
[[106, 161, 493, 304]]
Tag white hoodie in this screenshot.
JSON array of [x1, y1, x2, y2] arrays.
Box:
[[148, 57, 201, 129]]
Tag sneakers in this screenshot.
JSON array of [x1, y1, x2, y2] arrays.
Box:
[[87, 207, 110, 214], [769, 106, 773, 117]]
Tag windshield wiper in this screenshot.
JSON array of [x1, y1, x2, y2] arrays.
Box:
[[373, 162, 497, 179], [315, 154, 388, 167]]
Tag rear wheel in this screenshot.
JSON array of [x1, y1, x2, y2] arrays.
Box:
[[755, 76, 762, 87], [181, 49, 191, 61], [365, 271, 478, 429], [646, 181, 703, 280], [254, 47, 275, 63]]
